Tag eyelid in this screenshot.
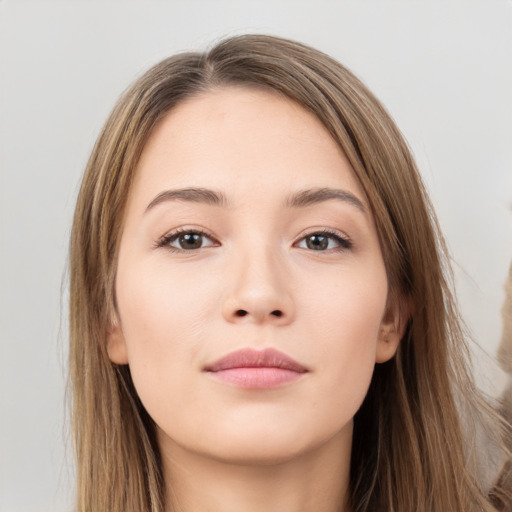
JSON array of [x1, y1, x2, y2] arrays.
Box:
[[155, 226, 220, 252], [154, 226, 352, 253], [293, 228, 353, 251]]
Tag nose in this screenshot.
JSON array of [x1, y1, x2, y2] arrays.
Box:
[[221, 247, 295, 326]]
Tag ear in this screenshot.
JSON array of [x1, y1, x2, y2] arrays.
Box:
[[106, 316, 129, 365], [375, 298, 408, 364]]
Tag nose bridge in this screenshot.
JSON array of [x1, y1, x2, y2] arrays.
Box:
[[222, 236, 294, 324]]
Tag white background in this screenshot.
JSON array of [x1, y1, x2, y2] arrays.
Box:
[[1, 1, 511, 510]]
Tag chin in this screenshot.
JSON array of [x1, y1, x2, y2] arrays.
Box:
[[178, 416, 352, 467], [213, 433, 311, 466]]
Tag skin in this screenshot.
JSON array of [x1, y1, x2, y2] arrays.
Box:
[[107, 87, 403, 512]]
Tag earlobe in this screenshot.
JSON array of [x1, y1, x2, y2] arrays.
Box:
[[375, 299, 408, 364], [106, 319, 129, 365]]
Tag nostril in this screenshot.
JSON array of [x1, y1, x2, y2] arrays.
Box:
[[235, 310, 248, 317], [271, 310, 283, 317]]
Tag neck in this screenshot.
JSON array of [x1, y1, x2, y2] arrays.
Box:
[[159, 424, 352, 512]]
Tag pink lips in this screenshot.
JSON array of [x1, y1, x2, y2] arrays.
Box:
[[204, 348, 308, 389]]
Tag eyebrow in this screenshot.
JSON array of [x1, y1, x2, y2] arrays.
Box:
[[145, 186, 366, 214], [286, 187, 366, 213], [145, 187, 228, 212]]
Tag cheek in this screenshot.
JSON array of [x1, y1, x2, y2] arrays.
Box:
[[300, 265, 387, 408], [114, 259, 221, 411], [302, 262, 387, 349], [118, 256, 220, 343]]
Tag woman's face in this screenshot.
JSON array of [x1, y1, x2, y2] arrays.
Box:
[[108, 87, 402, 464]]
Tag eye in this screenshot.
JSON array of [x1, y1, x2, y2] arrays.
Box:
[[295, 231, 352, 251], [157, 229, 218, 252]]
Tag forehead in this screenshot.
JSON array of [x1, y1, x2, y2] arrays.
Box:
[[130, 86, 366, 208]]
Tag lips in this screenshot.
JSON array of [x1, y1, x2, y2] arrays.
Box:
[[204, 348, 308, 389]]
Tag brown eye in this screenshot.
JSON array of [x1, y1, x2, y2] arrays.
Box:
[[296, 231, 352, 251], [162, 230, 217, 251], [305, 234, 329, 250], [177, 233, 203, 249]]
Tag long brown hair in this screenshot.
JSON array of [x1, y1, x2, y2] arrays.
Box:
[[69, 34, 511, 511]]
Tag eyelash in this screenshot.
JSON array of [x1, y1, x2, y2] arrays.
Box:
[[155, 228, 353, 253], [294, 229, 353, 252], [155, 227, 219, 253]]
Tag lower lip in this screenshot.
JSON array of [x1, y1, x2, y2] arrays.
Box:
[[207, 367, 305, 389]]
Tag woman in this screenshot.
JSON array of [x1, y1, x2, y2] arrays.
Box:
[[69, 34, 511, 511]]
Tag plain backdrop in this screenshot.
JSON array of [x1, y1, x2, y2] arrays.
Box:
[[1, 1, 511, 510]]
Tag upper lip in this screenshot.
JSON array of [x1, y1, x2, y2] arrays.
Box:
[[204, 348, 308, 373]]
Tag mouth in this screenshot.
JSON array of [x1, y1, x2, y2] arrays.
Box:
[[203, 348, 309, 389]]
